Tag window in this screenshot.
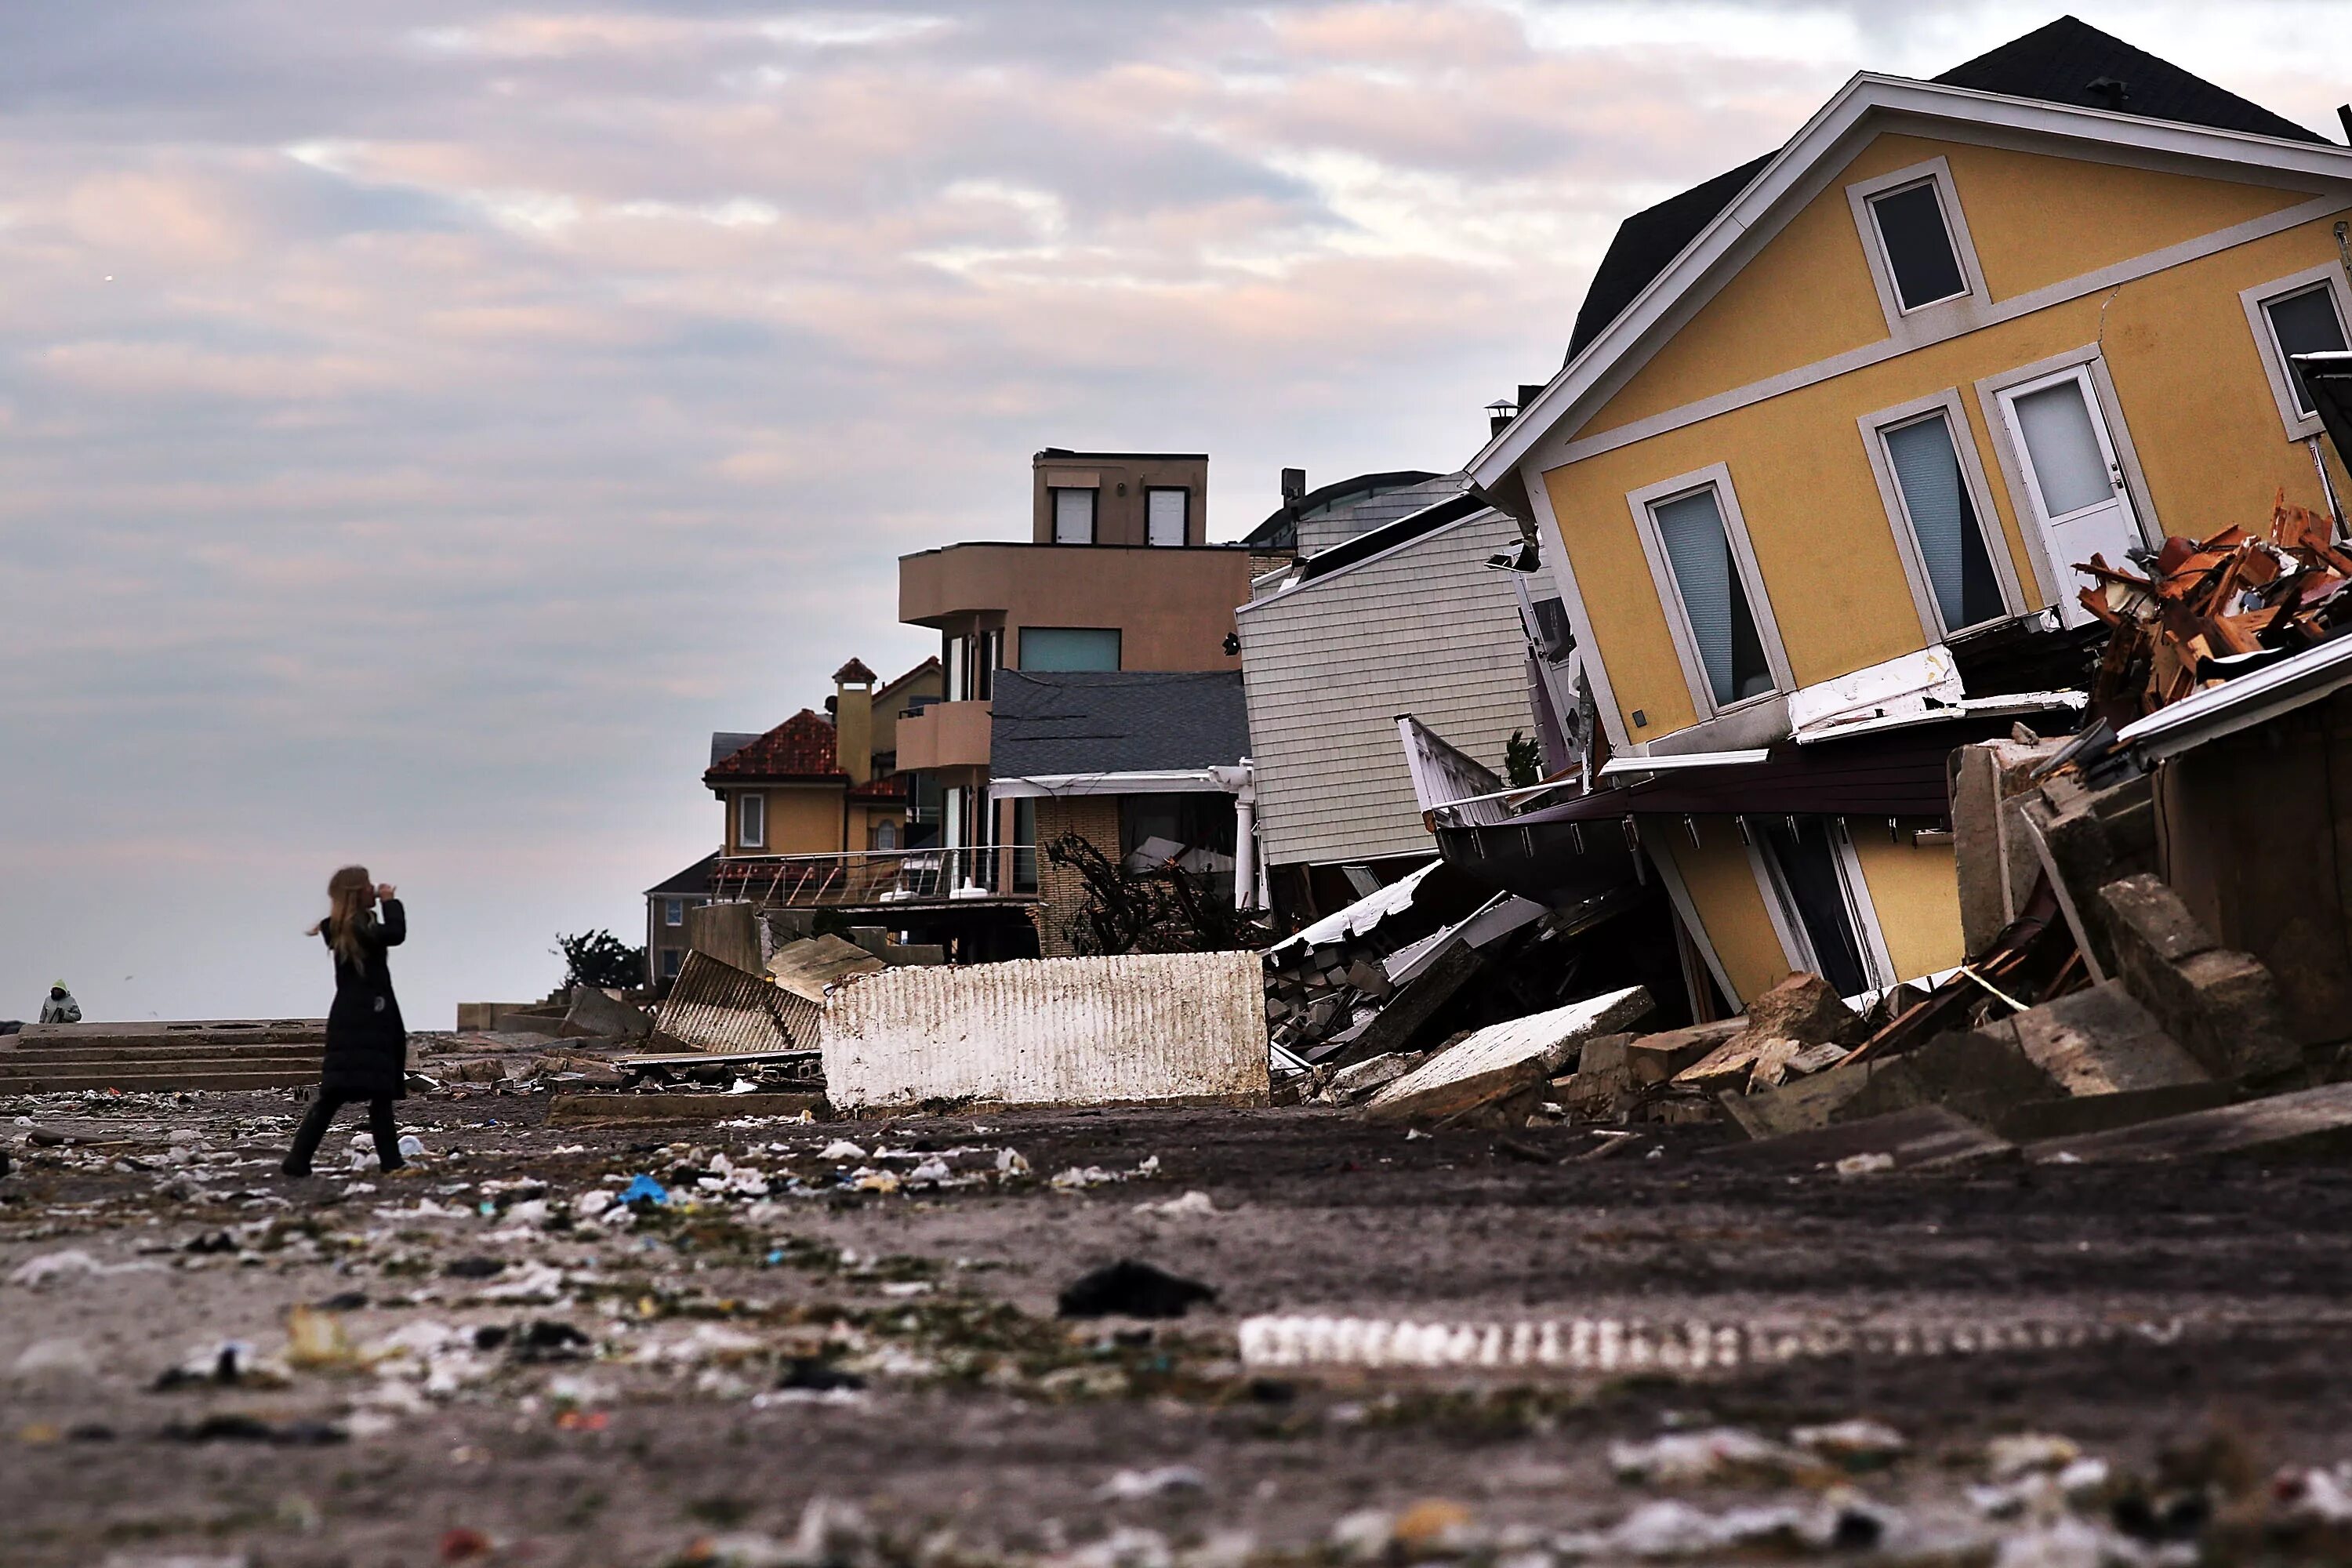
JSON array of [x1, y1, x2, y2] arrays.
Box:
[[1052, 486, 1097, 544], [1867, 180, 1966, 311], [1018, 626, 1121, 670], [738, 792, 765, 849], [2245, 270, 2352, 438], [1649, 485, 1772, 708], [1146, 487, 1189, 546], [943, 629, 1000, 701], [661, 947, 683, 978], [1877, 408, 2006, 633], [1011, 797, 1037, 892], [1984, 356, 2149, 628], [2267, 287, 2349, 416], [663, 898, 684, 927], [873, 818, 898, 852]]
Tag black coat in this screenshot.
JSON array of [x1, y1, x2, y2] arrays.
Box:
[[321, 898, 408, 1099]]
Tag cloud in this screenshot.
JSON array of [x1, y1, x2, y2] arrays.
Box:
[[0, 0, 2337, 1022]]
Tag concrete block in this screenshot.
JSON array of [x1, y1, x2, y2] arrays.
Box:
[[1626, 1018, 1745, 1084], [1576, 1032, 1635, 1077], [766, 935, 886, 1004], [1744, 971, 1864, 1046], [2009, 980, 2209, 1096], [561, 986, 654, 1043], [847, 926, 890, 956], [2100, 875, 2299, 1080], [1832, 1021, 2061, 1127], [1365, 986, 1653, 1125], [1719, 1065, 1880, 1139], [684, 902, 762, 974]]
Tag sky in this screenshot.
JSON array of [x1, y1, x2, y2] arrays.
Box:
[[1, 2, 2342, 1028]]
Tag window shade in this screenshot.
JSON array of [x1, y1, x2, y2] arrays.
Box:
[[1653, 487, 1769, 706], [1884, 412, 2005, 630]]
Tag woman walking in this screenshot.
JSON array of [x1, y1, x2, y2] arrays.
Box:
[[282, 866, 410, 1177]]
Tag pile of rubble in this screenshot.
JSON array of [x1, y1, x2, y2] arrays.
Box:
[[2081, 494, 2352, 723]]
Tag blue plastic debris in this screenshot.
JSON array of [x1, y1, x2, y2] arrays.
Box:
[[617, 1174, 670, 1207]]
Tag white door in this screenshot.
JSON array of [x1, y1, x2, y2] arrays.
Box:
[[1996, 365, 2149, 627]]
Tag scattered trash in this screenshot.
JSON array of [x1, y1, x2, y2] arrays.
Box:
[[1096, 1465, 1208, 1501]]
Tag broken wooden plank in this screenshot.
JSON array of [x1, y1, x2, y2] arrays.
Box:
[[1703, 1105, 2011, 1172], [2024, 1081, 2352, 1165]]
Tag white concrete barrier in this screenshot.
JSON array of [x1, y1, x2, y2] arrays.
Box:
[[822, 950, 1268, 1112]]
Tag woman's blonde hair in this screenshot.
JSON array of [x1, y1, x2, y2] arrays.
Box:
[[308, 866, 375, 969]]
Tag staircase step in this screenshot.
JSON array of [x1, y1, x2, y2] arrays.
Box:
[[4, 1044, 327, 1066], [0, 1068, 325, 1095]]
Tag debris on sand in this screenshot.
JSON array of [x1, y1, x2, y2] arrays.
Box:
[[1058, 1260, 1218, 1319]]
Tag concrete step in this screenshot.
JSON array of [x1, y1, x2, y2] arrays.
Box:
[[4, 1044, 325, 1066], [0, 1068, 323, 1095]]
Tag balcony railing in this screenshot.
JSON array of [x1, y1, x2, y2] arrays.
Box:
[[712, 847, 1040, 908]]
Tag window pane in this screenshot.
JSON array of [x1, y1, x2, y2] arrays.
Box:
[[1019, 626, 1121, 670], [1869, 182, 1966, 310], [1883, 412, 2005, 630], [1147, 488, 1186, 546], [2011, 379, 2114, 517], [1053, 488, 1094, 543], [1653, 488, 1772, 706], [2267, 287, 2350, 416]]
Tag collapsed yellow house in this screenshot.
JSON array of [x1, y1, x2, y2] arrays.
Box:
[[1456, 19, 2352, 1014]]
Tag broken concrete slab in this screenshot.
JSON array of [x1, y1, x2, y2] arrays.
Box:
[[13, 1018, 327, 1049], [1991, 1082, 2239, 1144], [2024, 1081, 2352, 1165], [545, 1092, 826, 1126], [652, 952, 804, 1056], [2097, 874, 2300, 1081], [1322, 935, 1484, 1069], [2009, 981, 2208, 1096], [1744, 972, 1866, 1047], [2018, 771, 2156, 981], [1625, 1019, 1745, 1085], [824, 951, 1269, 1112], [1832, 1022, 2061, 1127], [1674, 1033, 1798, 1094], [561, 987, 653, 1043], [1364, 986, 1653, 1126], [1718, 1065, 1880, 1141], [1705, 1105, 2013, 1172], [1321, 1051, 1428, 1105], [766, 935, 886, 1004], [684, 902, 763, 974]]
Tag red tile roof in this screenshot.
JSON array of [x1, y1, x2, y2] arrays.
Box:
[[848, 774, 908, 803], [833, 657, 879, 684], [705, 710, 844, 782]]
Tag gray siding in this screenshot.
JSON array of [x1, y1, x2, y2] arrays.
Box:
[[1237, 509, 1541, 869], [1294, 474, 1468, 554]]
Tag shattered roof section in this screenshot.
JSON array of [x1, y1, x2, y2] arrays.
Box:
[[652, 950, 811, 1054], [989, 670, 1250, 780]]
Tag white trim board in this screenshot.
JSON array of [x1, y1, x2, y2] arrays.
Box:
[[1845, 155, 1994, 345], [1472, 66, 2352, 488]]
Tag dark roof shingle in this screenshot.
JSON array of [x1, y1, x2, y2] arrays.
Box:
[[990, 671, 1249, 780]]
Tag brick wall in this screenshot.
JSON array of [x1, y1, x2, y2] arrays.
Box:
[[1035, 795, 1122, 956]]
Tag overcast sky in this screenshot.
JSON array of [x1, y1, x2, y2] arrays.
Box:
[[1, 2, 2339, 1027]]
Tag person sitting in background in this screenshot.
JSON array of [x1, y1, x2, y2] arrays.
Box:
[[38, 982, 80, 1025]]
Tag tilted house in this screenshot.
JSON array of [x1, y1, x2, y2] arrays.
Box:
[[1461, 18, 2352, 1011]]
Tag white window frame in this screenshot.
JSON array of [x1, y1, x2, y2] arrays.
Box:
[[1051, 485, 1098, 545], [1622, 463, 1794, 724], [663, 898, 684, 927], [1856, 388, 2028, 640], [2241, 263, 2352, 442], [738, 792, 765, 850], [1145, 486, 1189, 547], [1973, 344, 2161, 615], [1845, 158, 1991, 343], [1745, 815, 1896, 996]]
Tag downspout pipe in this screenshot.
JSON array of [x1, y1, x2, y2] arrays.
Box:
[[1211, 761, 1259, 911]]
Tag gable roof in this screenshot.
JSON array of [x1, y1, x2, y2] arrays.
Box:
[[1477, 42, 2352, 491], [877, 655, 942, 701], [644, 851, 719, 899], [704, 710, 844, 783], [1560, 17, 2330, 365], [990, 670, 1250, 779]]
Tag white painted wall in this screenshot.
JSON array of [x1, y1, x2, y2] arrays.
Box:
[[822, 951, 1267, 1111], [1237, 507, 1548, 869]]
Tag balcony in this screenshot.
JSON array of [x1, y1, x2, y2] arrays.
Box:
[[712, 847, 1040, 909], [898, 541, 1259, 670], [897, 699, 993, 773]]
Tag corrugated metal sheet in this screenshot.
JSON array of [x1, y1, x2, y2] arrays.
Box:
[[823, 951, 1268, 1111], [653, 950, 816, 1055], [1237, 508, 1545, 868]]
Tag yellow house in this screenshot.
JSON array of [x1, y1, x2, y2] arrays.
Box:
[[1467, 19, 2352, 1011], [702, 658, 945, 862]]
